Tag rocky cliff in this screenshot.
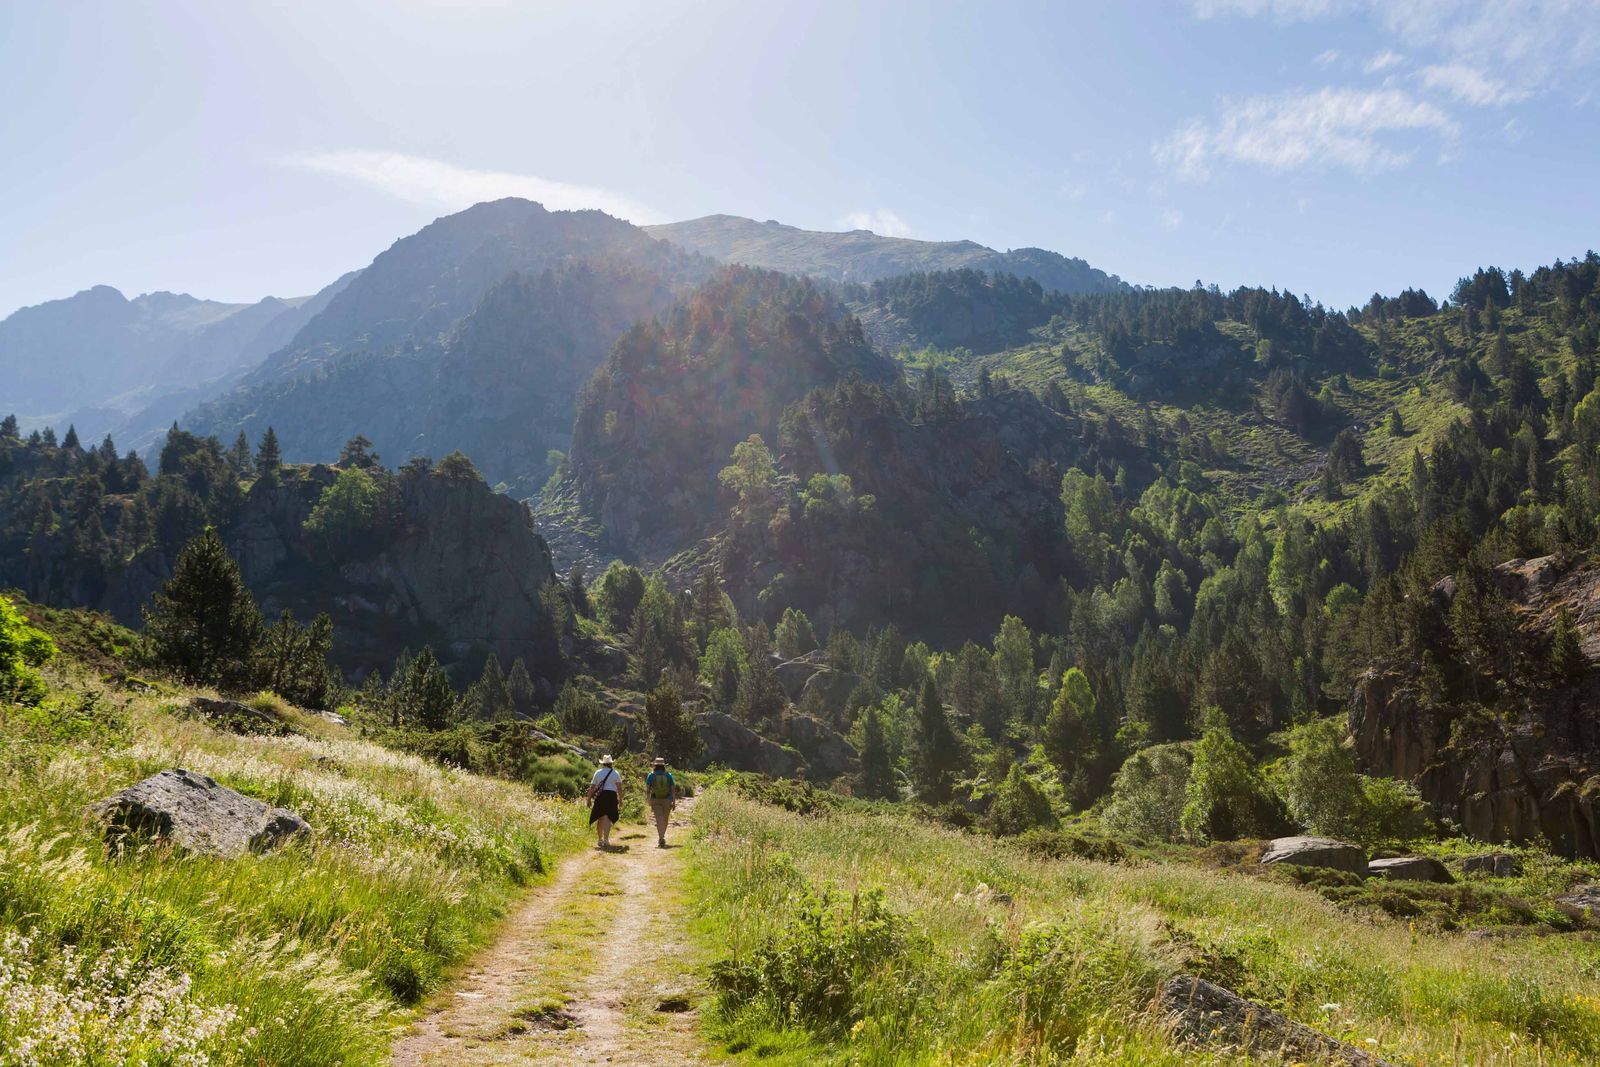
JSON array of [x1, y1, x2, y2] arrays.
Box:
[[1348, 555, 1600, 859]]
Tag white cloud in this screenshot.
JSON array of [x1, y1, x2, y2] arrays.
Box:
[[1155, 87, 1456, 178], [1363, 50, 1404, 73], [1417, 63, 1529, 106], [1314, 48, 1341, 66], [281, 149, 658, 222], [1194, 0, 1600, 99], [837, 209, 913, 238], [1161, 208, 1185, 229]]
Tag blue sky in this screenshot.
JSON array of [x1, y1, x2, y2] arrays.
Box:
[[2, 0, 1596, 317]]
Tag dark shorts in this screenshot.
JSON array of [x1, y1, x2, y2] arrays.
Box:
[[588, 789, 620, 825]]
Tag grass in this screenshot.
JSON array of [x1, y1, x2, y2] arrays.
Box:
[[685, 784, 1600, 1066], [0, 626, 588, 1066]]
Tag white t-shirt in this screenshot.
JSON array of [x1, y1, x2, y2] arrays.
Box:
[[590, 767, 620, 792]]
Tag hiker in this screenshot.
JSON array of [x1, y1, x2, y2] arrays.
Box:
[[645, 756, 678, 848], [587, 754, 621, 849]]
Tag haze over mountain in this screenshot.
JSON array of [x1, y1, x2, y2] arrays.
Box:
[[647, 214, 1124, 294], [0, 279, 354, 436]]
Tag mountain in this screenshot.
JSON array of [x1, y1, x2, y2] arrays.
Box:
[[561, 266, 900, 561], [185, 200, 713, 493], [0, 272, 361, 448], [645, 214, 1124, 294], [244, 198, 699, 385]]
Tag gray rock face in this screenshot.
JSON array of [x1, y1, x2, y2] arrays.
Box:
[[1557, 885, 1600, 910], [778, 713, 859, 781], [1462, 853, 1524, 878], [1368, 856, 1453, 883], [695, 712, 800, 778], [1159, 974, 1396, 1066], [1260, 836, 1367, 874], [93, 769, 311, 858], [774, 657, 826, 702], [798, 669, 866, 725]]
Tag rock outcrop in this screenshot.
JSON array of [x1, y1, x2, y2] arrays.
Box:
[[1159, 974, 1396, 1066], [694, 712, 801, 778], [1259, 836, 1367, 874], [1367, 856, 1452, 883], [1462, 853, 1523, 878], [93, 768, 311, 858], [776, 713, 859, 781], [188, 696, 290, 737], [1349, 554, 1600, 860]]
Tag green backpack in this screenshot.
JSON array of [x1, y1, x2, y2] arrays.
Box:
[[649, 771, 673, 799]]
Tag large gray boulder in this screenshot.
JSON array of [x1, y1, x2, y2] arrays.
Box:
[[798, 669, 865, 725], [93, 769, 312, 859], [189, 696, 289, 736], [778, 713, 859, 781], [1368, 856, 1453, 883], [1556, 885, 1600, 911], [1260, 836, 1367, 874], [1159, 974, 1396, 1066], [695, 712, 801, 778], [1462, 852, 1522, 878]]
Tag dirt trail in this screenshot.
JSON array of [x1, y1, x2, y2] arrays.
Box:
[[391, 798, 716, 1066]]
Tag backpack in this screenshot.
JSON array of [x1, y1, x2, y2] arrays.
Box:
[[649, 771, 673, 799]]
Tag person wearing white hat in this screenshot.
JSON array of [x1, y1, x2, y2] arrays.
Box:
[[587, 754, 622, 849]]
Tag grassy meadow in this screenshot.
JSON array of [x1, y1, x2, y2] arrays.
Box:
[[686, 785, 1600, 1066], [0, 610, 588, 1066]]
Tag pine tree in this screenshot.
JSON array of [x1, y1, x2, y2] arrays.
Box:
[[645, 682, 703, 765], [227, 432, 254, 478], [506, 657, 538, 718], [142, 527, 263, 688], [338, 435, 379, 469], [256, 427, 282, 480], [855, 704, 897, 799], [912, 677, 961, 802], [734, 641, 788, 727], [475, 653, 511, 719], [1044, 667, 1097, 785], [1550, 608, 1588, 683], [0, 414, 18, 441], [774, 606, 818, 659], [395, 647, 456, 730], [567, 565, 591, 619], [61, 424, 80, 451]]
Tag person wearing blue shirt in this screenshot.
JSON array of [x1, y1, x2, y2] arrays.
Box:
[[645, 756, 678, 848]]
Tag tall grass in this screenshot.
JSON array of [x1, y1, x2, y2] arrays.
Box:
[[0, 664, 587, 1066], [687, 787, 1600, 1066]]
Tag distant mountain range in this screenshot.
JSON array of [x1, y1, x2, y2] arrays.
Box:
[[645, 215, 1124, 294], [0, 200, 1122, 466]]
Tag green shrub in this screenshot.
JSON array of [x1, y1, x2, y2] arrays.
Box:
[[0, 594, 56, 705], [1101, 742, 1191, 842], [304, 467, 383, 559], [710, 887, 917, 1034], [986, 763, 1058, 836]]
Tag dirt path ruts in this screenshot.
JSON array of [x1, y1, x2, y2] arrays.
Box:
[[390, 797, 715, 1066]]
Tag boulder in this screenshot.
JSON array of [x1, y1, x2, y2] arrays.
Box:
[[1159, 974, 1397, 1066], [778, 713, 859, 781], [1462, 852, 1523, 878], [774, 658, 827, 702], [1260, 836, 1367, 874], [189, 696, 289, 736], [695, 712, 801, 778], [1556, 885, 1600, 911], [93, 768, 311, 858], [798, 669, 866, 724], [1368, 856, 1453, 883]]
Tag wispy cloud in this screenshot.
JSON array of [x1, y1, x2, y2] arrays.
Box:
[[1363, 50, 1404, 73], [1155, 87, 1456, 179], [1161, 208, 1185, 229], [1195, 0, 1600, 100], [281, 150, 658, 222], [1417, 63, 1529, 106], [837, 209, 913, 238], [1314, 48, 1341, 66]]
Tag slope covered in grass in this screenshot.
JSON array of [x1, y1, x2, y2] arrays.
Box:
[[687, 786, 1600, 1066], [0, 606, 586, 1066]]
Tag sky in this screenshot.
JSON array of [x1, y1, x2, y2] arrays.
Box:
[[2, 0, 1597, 318]]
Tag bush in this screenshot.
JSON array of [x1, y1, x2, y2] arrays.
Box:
[[1181, 722, 1279, 842], [554, 678, 608, 736], [710, 888, 917, 1034], [0, 594, 56, 705], [1276, 716, 1365, 840], [1359, 775, 1431, 846], [1101, 742, 1191, 843], [986, 763, 1058, 836], [303, 467, 383, 559]]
